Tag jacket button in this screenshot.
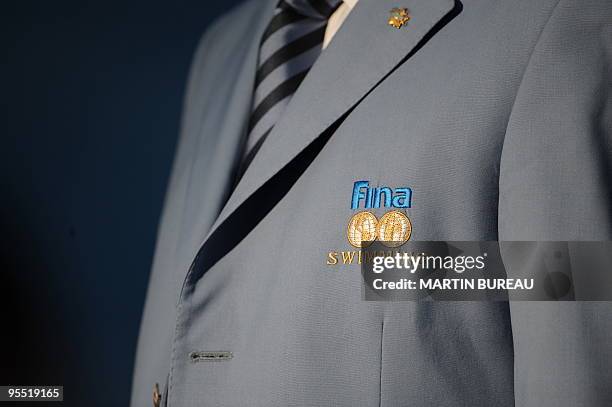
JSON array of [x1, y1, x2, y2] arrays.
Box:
[[153, 383, 161, 407]]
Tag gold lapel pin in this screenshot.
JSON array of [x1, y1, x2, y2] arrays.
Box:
[[388, 7, 411, 29]]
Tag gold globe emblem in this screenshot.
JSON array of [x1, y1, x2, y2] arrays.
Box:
[[377, 210, 412, 247], [347, 211, 378, 248]]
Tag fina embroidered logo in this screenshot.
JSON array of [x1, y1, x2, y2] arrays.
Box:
[[347, 181, 412, 248], [351, 180, 412, 209]]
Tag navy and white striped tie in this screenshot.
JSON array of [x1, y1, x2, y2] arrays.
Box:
[[241, 0, 343, 170]]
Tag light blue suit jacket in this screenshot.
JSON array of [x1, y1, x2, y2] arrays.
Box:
[[132, 0, 612, 405]]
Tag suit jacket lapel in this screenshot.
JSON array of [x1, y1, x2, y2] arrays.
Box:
[[206, 0, 459, 240]]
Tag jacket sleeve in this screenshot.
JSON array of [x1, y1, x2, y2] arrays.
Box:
[[498, 0, 612, 405]]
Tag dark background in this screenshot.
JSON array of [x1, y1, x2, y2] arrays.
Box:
[[1, 1, 240, 405]]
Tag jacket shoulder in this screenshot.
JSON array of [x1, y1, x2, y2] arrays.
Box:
[[195, 0, 268, 58]]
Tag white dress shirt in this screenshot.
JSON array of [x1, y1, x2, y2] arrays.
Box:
[[323, 0, 358, 49]]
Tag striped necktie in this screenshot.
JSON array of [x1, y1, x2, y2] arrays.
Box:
[[240, 0, 343, 172]]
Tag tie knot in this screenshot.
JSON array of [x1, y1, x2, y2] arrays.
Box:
[[282, 0, 343, 20]]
